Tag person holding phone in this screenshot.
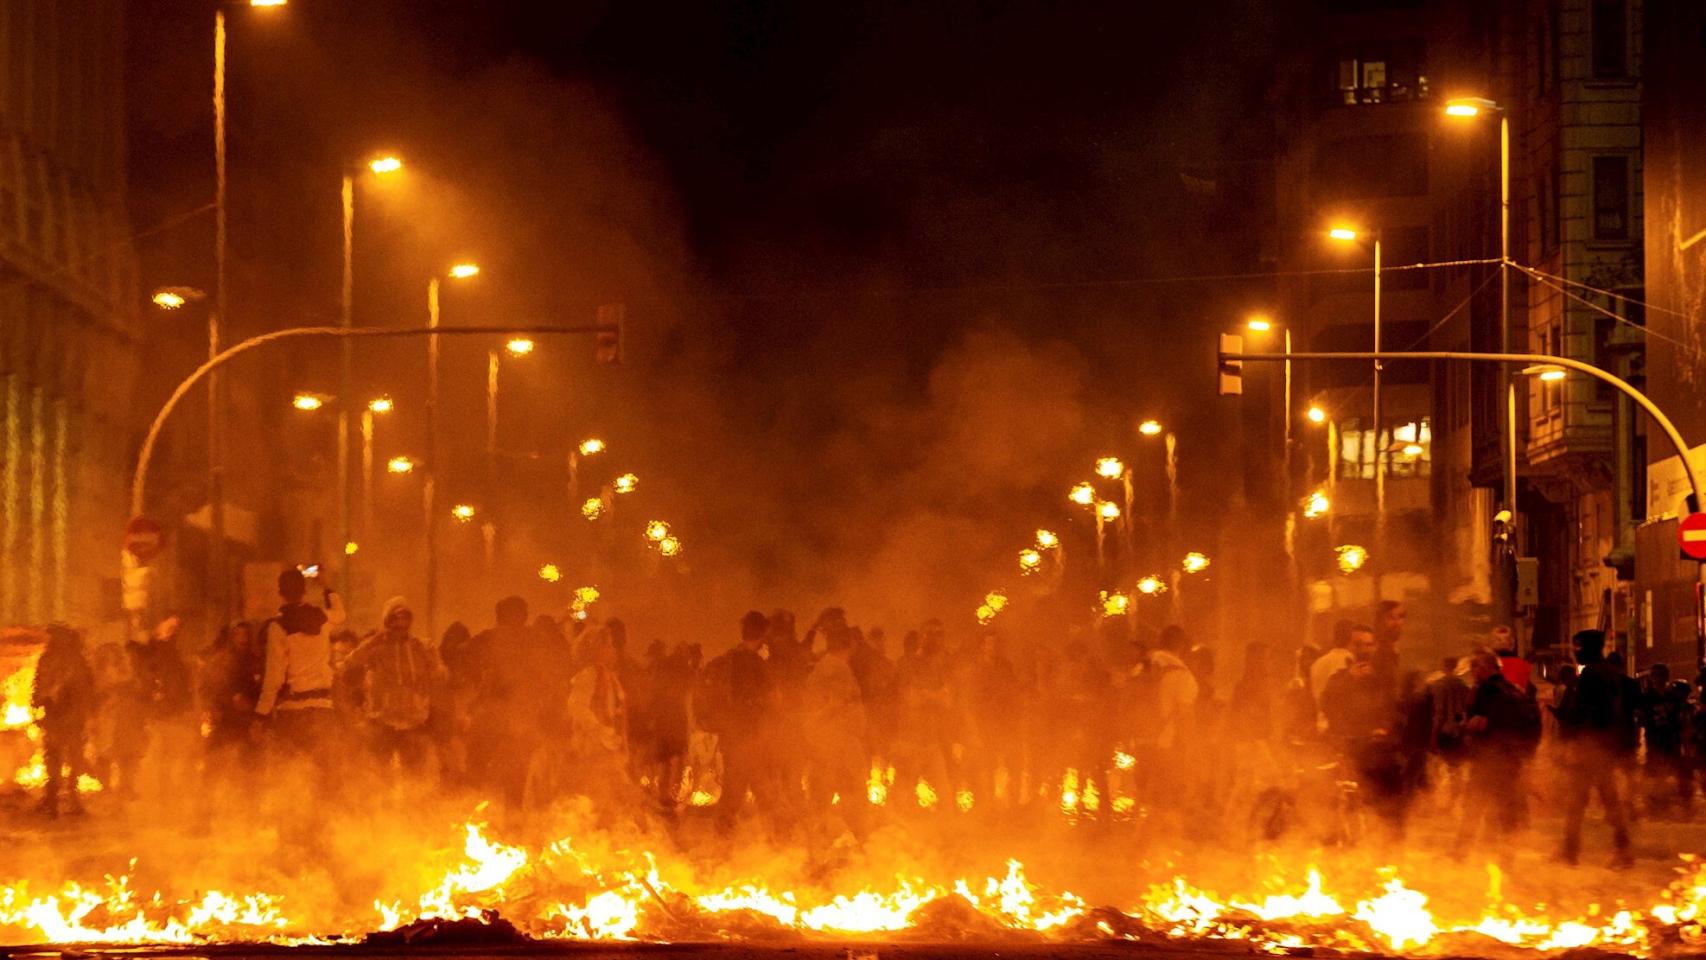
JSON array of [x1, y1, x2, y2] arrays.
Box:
[[255, 566, 345, 795]]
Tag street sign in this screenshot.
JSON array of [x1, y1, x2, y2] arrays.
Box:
[[1679, 512, 1706, 560], [123, 515, 164, 562]]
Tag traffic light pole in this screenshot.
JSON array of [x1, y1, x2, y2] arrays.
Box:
[[1222, 346, 1706, 664]]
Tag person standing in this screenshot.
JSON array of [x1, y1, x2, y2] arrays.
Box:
[[1454, 650, 1538, 861], [341, 597, 441, 776], [1553, 629, 1634, 867], [803, 625, 868, 833], [255, 567, 345, 791], [701, 611, 776, 832], [1309, 621, 1359, 733], [32, 625, 95, 818], [566, 627, 631, 808], [1323, 626, 1407, 837]]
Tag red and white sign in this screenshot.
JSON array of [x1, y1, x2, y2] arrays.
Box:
[[1679, 512, 1706, 560], [124, 516, 164, 562]]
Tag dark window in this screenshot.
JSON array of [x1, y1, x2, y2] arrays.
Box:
[[1592, 0, 1627, 78], [1593, 156, 1630, 240]]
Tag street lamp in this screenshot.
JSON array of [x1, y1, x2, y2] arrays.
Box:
[[449, 262, 480, 280], [368, 155, 403, 175], [386, 455, 416, 475], [1137, 419, 1164, 437], [425, 260, 480, 640], [1328, 223, 1385, 555], [451, 504, 476, 522], [613, 473, 639, 495], [1446, 95, 1518, 630], [360, 396, 393, 536], [1306, 405, 1327, 424], [292, 391, 326, 411], [1068, 482, 1096, 507]]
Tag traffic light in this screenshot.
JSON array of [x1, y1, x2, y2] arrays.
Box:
[[596, 303, 624, 365], [1217, 333, 1244, 396]]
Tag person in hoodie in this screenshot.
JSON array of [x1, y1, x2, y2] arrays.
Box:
[[254, 566, 345, 788], [341, 597, 442, 776], [32, 624, 95, 818]]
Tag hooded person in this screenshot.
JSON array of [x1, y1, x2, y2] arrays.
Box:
[[255, 566, 346, 790], [341, 596, 443, 775]]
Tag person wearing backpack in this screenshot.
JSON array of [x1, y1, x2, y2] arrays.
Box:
[[1553, 629, 1633, 868], [1453, 649, 1536, 862]]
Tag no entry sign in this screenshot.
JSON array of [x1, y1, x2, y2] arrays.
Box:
[[1680, 513, 1706, 560]]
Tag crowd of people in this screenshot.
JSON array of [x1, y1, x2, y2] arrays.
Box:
[[22, 575, 1706, 866]]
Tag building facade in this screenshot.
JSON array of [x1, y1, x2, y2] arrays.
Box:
[[0, 1, 141, 628]]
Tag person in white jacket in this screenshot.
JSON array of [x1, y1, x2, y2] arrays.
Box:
[[255, 566, 345, 784]]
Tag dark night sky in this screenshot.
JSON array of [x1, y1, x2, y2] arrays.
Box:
[[124, 0, 1280, 628]]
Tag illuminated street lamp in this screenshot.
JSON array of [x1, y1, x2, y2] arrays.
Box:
[[386, 455, 416, 475], [368, 155, 403, 175], [1018, 548, 1043, 574], [1523, 364, 1567, 383], [1181, 552, 1210, 575], [614, 473, 639, 495], [581, 497, 605, 520], [1336, 544, 1369, 574], [361, 396, 394, 537], [425, 258, 484, 640], [1303, 489, 1331, 519], [1136, 575, 1167, 596], [645, 520, 671, 542], [658, 536, 682, 558], [343, 541, 358, 555], [1068, 482, 1096, 507], [539, 563, 563, 583], [367, 396, 393, 414], [451, 504, 476, 522], [1099, 591, 1131, 617], [1097, 500, 1121, 521], [1328, 222, 1386, 551], [1246, 315, 1273, 333], [579, 438, 606, 456], [1307, 405, 1327, 424], [292, 391, 326, 411], [569, 437, 606, 509], [1138, 419, 1164, 437], [1035, 529, 1060, 550], [505, 337, 535, 356], [1095, 456, 1125, 479], [1328, 226, 1360, 242], [449, 261, 480, 279]]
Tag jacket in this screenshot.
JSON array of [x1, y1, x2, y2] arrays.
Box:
[[256, 594, 346, 715], [342, 631, 441, 730]]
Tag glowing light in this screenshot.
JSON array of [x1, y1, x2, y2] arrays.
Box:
[[1444, 97, 1497, 118], [658, 536, 682, 558], [151, 291, 186, 310], [505, 337, 534, 356], [578, 438, 606, 456], [1304, 490, 1331, 519], [574, 586, 600, 605], [985, 590, 1009, 613], [915, 779, 938, 809], [1068, 482, 1095, 507], [386, 456, 416, 475], [1138, 419, 1164, 437], [581, 497, 605, 520], [1035, 529, 1059, 549], [451, 504, 476, 522], [975, 604, 996, 625], [343, 541, 359, 556], [1336, 544, 1369, 574], [1307, 405, 1327, 424], [1136, 575, 1167, 596], [1099, 591, 1131, 617], [1246, 316, 1273, 332], [291, 392, 324, 411], [1095, 456, 1125, 478], [1097, 500, 1121, 521], [368, 156, 403, 175], [1538, 368, 1567, 383], [367, 396, 393, 414], [538, 563, 562, 583], [250, 0, 287, 7], [1113, 750, 1136, 771], [1402, 442, 1425, 456], [1328, 226, 1360, 242], [1181, 551, 1210, 574], [1018, 548, 1042, 574], [645, 520, 670, 542], [613, 473, 638, 494], [449, 262, 480, 279]]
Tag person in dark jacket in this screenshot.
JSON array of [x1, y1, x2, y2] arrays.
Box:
[[702, 610, 776, 832], [32, 625, 95, 817], [1453, 650, 1534, 861], [1553, 630, 1634, 867], [466, 596, 569, 811]]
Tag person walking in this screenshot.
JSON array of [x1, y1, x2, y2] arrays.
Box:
[[699, 611, 777, 833], [803, 625, 868, 835], [1453, 650, 1539, 862], [32, 625, 95, 818]]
